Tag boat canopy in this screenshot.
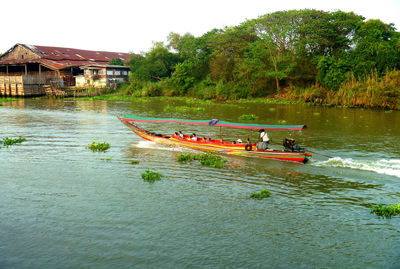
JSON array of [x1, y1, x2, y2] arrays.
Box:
[[121, 115, 306, 130]]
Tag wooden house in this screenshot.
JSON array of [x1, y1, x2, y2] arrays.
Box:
[[0, 43, 130, 96]]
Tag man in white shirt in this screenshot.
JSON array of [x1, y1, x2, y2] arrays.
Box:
[[257, 129, 269, 150]]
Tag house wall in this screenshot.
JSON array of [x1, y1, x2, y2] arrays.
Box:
[[0, 75, 47, 96], [1, 44, 40, 61]]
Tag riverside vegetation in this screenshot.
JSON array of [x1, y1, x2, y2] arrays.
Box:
[[93, 9, 400, 110]]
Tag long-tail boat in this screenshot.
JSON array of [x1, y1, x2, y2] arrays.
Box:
[[119, 115, 312, 163]]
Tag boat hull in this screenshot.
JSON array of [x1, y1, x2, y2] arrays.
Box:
[[120, 119, 312, 163]]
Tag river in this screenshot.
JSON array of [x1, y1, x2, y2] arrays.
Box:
[[1, 98, 399, 268]]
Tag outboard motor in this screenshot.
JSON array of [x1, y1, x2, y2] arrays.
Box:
[[283, 138, 304, 152]]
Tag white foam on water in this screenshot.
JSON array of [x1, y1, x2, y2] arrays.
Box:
[[135, 141, 183, 152], [313, 157, 400, 178]]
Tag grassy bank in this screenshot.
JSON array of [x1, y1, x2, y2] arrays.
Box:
[[66, 70, 400, 110]]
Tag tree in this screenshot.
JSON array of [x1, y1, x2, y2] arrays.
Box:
[[249, 10, 300, 91], [350, 19, 400, 78], [129, 42, 180, 82], [109, 58, 124, 66]]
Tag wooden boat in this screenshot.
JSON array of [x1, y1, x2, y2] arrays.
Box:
[[119, 115, 312, 163]]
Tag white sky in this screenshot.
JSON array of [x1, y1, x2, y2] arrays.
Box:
[[2, 0, 400, 54]]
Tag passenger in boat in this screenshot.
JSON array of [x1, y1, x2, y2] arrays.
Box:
[[257, 129, 270, 150], [191, 133, 198, 141], [178, 131, 184, 139], [236, 139, 242, 144], [232, 141, 237, 144]]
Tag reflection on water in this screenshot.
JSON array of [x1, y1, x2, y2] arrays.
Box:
[[1, 98, 400, 268]]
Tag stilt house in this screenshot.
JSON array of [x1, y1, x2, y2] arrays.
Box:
[[0, 43, 131, 96]]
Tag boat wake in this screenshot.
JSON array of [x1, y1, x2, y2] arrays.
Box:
[[135, 141, 183, 152], [313, 157, 400, 178]]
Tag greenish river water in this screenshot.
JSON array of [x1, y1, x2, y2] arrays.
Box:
[[1, 98, 399, 268]]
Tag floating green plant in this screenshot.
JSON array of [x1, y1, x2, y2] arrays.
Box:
[[250, 189, 271, 199], [1, 136, 26, 147], [268, 107, 276, 112], [163, 105, 205, 113], [87, 142, 110, 152], [141, 170, 163, 183], [238, 114, 258, 121], [130, 160, 140, 164], [177, 152, 227, 168], [370, 203, 400, 218], [277, 120, 287, 124], [177, 152, 194, 162], [100, 157, 111, 161]]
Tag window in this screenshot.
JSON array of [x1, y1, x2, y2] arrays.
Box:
[[114, 70, 121, 76], [122, 71, 128, 75], [107, 70, 113, 75], [99, 69, 105, 75]]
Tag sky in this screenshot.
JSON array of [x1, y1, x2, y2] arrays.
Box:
[[2, 0, 400, 54]]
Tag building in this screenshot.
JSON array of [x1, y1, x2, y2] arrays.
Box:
[[0, 43, 131, 96]]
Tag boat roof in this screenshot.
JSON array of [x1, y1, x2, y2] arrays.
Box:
[[121, 115, 307, 130]]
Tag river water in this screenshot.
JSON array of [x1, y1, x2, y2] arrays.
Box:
[[1, 98, 399, 268]]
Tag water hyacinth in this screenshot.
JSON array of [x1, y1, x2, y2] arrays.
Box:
[[87, 142, 110, 152], [370, 203, 400, 218], [250, 189, 271, 199], [177, 152, 227, 168], [1, 136, 26, 147], [141, 170, 163, 183], [164, 105, 205, 113], [238, 114, 258, 121]]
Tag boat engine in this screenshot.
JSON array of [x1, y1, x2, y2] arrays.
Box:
[[283, 138, 304, 152]]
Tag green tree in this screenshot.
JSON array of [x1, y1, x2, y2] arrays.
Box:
[[129, 42, 180, 82], [350, 19, 400, 77], [109, 58, 124, 65]]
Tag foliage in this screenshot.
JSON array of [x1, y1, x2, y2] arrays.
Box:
[[238, 114, 258, 120], [118, 9, 400, 109], [177, 152, 194, 162], [130, 160, 140, 164], [141, 170, 163, 183], [370, 203, 400, 218], [177, 152, 227, 168], [109, 58, 124, 66], [87, 142, 110, 152], [163, 105, 205, 113], [250, 189, 271, 199], [1, 136, 26, 147]]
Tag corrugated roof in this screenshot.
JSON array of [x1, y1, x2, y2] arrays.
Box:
[[32, 45, 130, 62], [0, 44, 131, 70]]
